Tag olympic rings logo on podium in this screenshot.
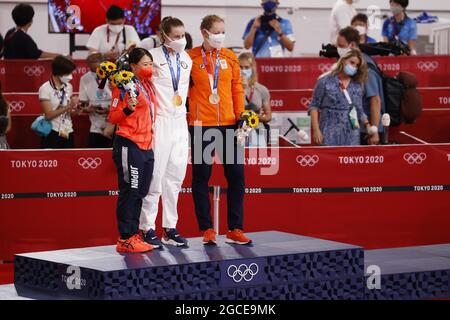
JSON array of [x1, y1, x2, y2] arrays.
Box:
[[403, 153, 427, 165], [227, 263, 259, 283], [78, 157, 102, 169], [23, 65, 45, 77], [417, 61, 439, 72], [9, 101, 26, 112], [318, 63, 333, 73], [296, 155, 319, 167], [300, 97, 312, 108]]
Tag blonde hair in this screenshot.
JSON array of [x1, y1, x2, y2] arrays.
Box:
[[321, 48, 368, 84], [238, 52, 258, 86], [200, 15, 224, 31]]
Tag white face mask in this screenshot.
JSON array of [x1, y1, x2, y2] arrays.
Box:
[[60, 74, 73, 84], [337, 47, 351, 57], [109, 24, 124, 33], [205, 30, 225, 49], [355, 25, 367, 35], [166, 36, 187, 53]]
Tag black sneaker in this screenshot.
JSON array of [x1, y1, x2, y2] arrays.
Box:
[[162, 228, 188, 247], [139, 229, 163, 249]]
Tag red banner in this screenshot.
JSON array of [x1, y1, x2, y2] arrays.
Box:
[[1, 145, 450, 261]]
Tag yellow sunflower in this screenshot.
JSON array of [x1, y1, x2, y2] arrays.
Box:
[[115, 71, 134, 84], [97, 61, 117, 79], [247, 111, 260, 129]]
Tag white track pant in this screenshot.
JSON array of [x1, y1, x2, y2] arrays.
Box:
[[139, 115, 189, 231]]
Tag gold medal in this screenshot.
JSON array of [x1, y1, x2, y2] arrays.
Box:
[[209, 93, 220, 105], [172, 94, 183, 107]]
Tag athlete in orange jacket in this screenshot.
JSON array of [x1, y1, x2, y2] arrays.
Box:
[[188, 15, 252, 246], [109, 48, 158, 254]]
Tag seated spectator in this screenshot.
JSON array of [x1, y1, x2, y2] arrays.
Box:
[[329, 0, 357, 44], [308, 49, 369, 146], [79, 53, 113, 148], [238, 52, 272, 146], [382, 0, 417, 54], [39, 56, 80, 149], [243, 0, 295, 58], [351, 13, 377, 44], [4, 4, 59, 59], [337, 27, 384, 145], [0, 82, 11, 149], [86, 5, 141, 62], [140, 24, 162, 50]]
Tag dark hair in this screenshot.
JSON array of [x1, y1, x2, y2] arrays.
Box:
[[390, 0, 409, 8], [339, 26, 360, 46], [106, 5, 125, 21], [12, 4, 35, 27], [160, 16, 184, 37], [0, 82, 8, 135], [128, 48, 153, 65], [351, 13, 369, 25], [51, 55, 76, 76], [185, 32, 193, 50]]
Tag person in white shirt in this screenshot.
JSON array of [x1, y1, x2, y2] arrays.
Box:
[[39, 56, 80, 149], [329, 0, 359, 44], [140, 24, 162, 51], [79, 53, 113, 148], [86, 5, 140, 62], [139, 17, 193, 248]]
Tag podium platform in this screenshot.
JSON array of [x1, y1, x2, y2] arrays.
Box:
[[14, 231, 365, 300]]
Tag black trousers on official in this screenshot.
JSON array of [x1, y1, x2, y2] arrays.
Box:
[[112, 135, 154, 239], [89, 132, 112, 148], [41, 130, 74, 149], [189, 125, 245, 231]]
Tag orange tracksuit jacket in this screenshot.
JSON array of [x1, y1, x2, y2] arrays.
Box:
[[188, 46, 245, 127], [108, 81, 156, 150]]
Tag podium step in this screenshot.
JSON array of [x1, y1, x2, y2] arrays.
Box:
[[14, 231, 364, 300]]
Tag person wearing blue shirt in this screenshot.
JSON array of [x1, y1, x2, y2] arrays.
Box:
[[243, 0, 295, 58], [382, 0, 417, 53], [351, 14, 377, 44], [336, 27, 384, 145]]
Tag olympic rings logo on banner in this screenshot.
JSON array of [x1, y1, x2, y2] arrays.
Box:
[[417, 61, 439, 72], [300, 97, 312, 108], [227, 263, 259, 283], [318, 63, 333, 73], [9, 101, 25, 112], [23, 65, 45, 77], [78, 157, 102, 169], [403, 153, 427, 165], [296, 155, 319, 167]]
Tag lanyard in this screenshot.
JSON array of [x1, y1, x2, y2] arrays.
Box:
[[339, 81, 353, 106], [246, 86, 255, 103], [106, 27, 124, 51], [162, 46, 181, 94], [136, 80, 155, 126], [201, 48, 221, 95], [49, 77, 67, 106]]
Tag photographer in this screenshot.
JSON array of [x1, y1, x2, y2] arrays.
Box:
[[243, 0, 295, 58]]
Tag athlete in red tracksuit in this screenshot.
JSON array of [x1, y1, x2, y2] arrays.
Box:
[[108, 48, 157, 254]]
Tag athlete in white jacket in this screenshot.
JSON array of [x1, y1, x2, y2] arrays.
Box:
[[139, 17, 192, 247]]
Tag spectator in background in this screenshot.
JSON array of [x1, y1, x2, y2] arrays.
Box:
[[0, 82, 11, 149], [86, 5, 141, 61], [238, 52, 272, 146], [79, 53, 113, 148], [185, 32, 194, 51], [337, 27, 383, 145], [329, 0, 358, 44], [309, 49, 369, 146], [382, 0, 417, 54], [0, 33, 4, 58], [351, 14, 377, 44], [243, 0, 295, 58], [140, 23, 162, 50], [39, 56, 80, 149], [4, 4, 60, 59]]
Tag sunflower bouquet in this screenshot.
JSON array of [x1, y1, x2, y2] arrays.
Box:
[[114, 70, 138, 99], [236, 110, 260, 146], [96, 61, 118, 89]]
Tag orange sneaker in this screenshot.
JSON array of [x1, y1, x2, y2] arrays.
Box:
[[202, 228, 217, 245], [226, 229, 252, 245], [116, 234, 154, 254]]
